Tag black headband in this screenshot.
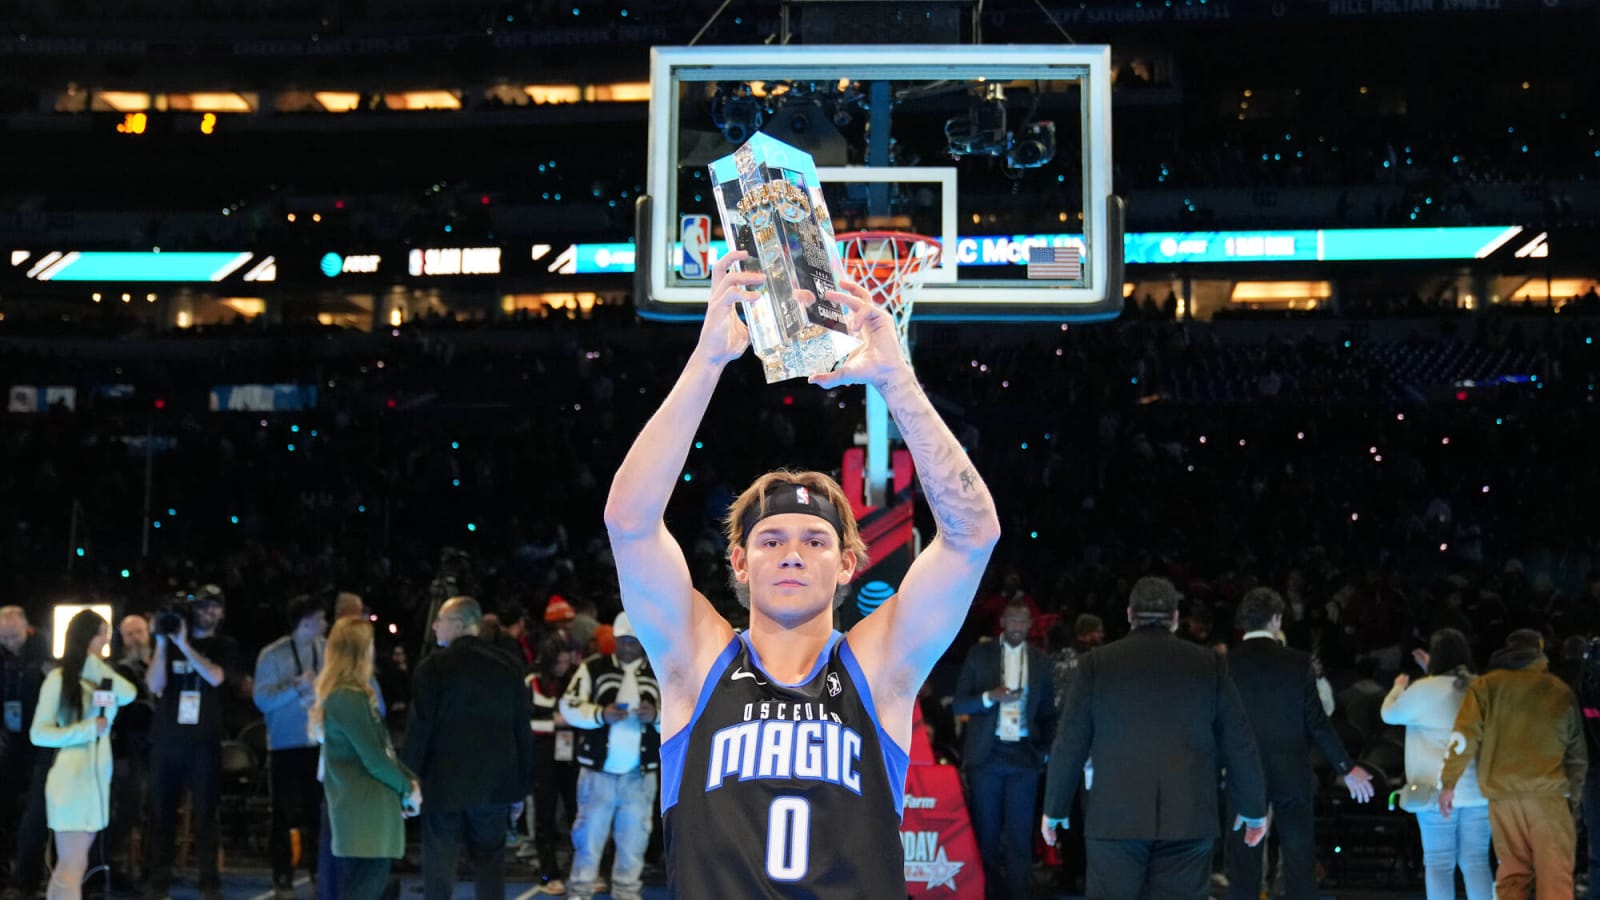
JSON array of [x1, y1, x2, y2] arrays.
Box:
[[737, 483, 846, 544]]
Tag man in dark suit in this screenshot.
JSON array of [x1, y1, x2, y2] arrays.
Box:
[[1042, 576, 1270, 900], [403, 595, 534, 900], [1225, 587, 1374, 900], [954, 599, 1059, 900]]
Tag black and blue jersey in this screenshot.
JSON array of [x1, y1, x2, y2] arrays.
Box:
[[660, 631, 910, 898]]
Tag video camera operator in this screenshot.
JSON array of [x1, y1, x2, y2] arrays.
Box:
[[143, 586, 241, 900]]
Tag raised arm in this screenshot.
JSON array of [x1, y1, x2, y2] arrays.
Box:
[[83, 656, 137, 706], [30, 671, 100, 749], [822, 285, 1001, 723], [605, 254, 756, 728]]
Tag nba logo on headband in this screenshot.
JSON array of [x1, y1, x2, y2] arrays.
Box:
[[795, 487, 811, 505]]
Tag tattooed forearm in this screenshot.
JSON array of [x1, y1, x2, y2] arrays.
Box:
[[878, 374, 1000, 546]]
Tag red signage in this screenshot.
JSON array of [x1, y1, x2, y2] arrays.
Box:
[[902, 704, 985, 898]]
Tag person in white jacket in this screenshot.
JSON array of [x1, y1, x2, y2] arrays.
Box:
[[1380, 628, 1491, 900], [29, 610, 137, 900]]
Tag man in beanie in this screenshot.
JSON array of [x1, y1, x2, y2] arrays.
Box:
[[1440, 628, 1586, 900], [559, 613, 660, 900]]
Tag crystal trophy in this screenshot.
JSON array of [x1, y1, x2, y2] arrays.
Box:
[[709, 132, 861, 383]]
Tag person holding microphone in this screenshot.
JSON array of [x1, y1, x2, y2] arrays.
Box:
[[29, 610, 137, 900]]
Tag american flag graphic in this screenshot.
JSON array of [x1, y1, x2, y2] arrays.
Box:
[[1027, 245, 1083, 280]]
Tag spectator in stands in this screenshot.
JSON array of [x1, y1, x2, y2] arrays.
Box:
[[29, 610, 137, 900], [954, 599, 1058, 900], [402, 596, 533, 900], [253, 595, 330, 900], [1381, 628, 1490, 900], [144, 586, 241, 900], [973, 570, 1040, 640], [311, 617, 420, 900], [1225, 587, 1374, 900], [1042, 577, 1270, 899], [559, 613, 660, 900], [1440, 628, 1587, 900]]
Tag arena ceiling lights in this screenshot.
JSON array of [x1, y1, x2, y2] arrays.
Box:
[[382, 91, 462, 110], [314, 92, 363, 112], [93, 92, 152, 112], [168, 92, 257, 113], [89, 91, 257, 112]]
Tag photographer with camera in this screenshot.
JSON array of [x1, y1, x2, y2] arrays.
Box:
[[143, 587, 241, 900]]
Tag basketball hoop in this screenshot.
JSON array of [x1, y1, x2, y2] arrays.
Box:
[[836, 230, 942, 362]]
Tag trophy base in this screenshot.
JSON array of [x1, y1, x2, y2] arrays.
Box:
[[755, 330, 859, 384]]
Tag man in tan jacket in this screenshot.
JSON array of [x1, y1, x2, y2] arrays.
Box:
[[1440, 628, 1587, 900]]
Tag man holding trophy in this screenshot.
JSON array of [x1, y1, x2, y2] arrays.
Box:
[[605, 133, 1001, 897]]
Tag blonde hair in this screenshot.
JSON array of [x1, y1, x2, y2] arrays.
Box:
[[308, 617, 378, 743], [724, 469, 869, 608]]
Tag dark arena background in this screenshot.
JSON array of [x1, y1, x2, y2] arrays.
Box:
[[1, 0, 1598, 898]]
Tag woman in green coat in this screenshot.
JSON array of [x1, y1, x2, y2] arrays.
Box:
[[311, 617, 421, 900]]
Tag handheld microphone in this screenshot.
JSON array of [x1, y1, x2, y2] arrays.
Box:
[[92, 677, 115, 717]]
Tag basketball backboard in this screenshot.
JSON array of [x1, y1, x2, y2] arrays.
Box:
[[638, 44, 1121, 322]]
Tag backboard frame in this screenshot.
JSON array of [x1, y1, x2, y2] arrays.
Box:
[[641, 43, 1121, 322]]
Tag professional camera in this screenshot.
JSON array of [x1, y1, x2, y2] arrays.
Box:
[[943, 83, 1008, 160], [155, 584, 224, 636], [1006, 120, 1057, 169], [712, 84, 765, 144]]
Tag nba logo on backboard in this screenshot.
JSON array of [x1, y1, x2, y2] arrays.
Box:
[[679, 214, 712, 279]]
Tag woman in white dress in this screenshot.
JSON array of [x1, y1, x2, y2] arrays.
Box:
[[1380, 627, 1491, 900], [29, 610, 137, 900]]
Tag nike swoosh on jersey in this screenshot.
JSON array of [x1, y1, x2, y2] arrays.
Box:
[[730, 666, 767, 685]]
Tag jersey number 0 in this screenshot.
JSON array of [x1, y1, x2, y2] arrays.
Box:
[[765, 796, 811, 881]]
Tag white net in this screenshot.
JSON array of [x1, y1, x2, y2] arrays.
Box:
[[837, 231, 943, 362]]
